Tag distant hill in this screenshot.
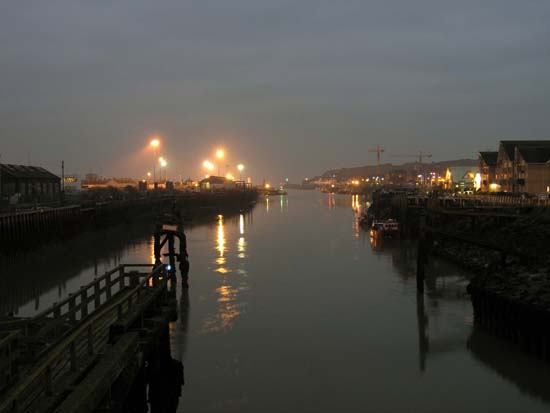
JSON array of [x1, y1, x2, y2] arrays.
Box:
[[318, 159, 477, 180]]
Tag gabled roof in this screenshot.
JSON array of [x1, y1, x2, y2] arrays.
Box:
[[500, 140, 550, 160], [516, 146, 550, 164], [479, 151, 498, 166], [0, 164, 59, 180]]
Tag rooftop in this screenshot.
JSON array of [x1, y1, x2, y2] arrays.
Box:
[[479, 151, 498, 166], [500, 140, 550, 160], [0, 164, 59, 180], [516, 146, 550, 164]]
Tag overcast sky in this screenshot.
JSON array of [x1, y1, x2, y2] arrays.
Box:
[[1, 0, 549, 181]]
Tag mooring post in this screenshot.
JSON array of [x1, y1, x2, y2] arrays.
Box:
[[154, 224, 162, 265], [416, 213, 427, 293], [178, 229, 190, 288], [168, 234, 176, 281]]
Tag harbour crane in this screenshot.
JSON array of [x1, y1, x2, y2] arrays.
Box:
[[368, 145, 385, 176], [390, 151, 433, 187]]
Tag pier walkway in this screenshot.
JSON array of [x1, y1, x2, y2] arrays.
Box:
[[0, 263, 177, 412]]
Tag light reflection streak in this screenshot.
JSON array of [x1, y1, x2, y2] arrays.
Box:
[[217, 215, 225, 257], [202, 212, 252, 334], [215, 214, 230, 273]]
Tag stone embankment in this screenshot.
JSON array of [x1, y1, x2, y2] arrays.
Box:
[[432, 209, 550, 358]]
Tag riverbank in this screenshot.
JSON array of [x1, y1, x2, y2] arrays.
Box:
[[368, 191, 550, 357]]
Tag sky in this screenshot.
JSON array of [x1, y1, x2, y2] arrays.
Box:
[[1, 0, 550, 182]]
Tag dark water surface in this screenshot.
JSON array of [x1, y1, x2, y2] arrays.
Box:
[[2, 190, 550, 412]]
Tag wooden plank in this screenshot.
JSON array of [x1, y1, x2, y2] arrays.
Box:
[[52, 333, 139, 413]]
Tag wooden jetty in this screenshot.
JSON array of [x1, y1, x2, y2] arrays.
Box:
[[0, 263, 181, 412]]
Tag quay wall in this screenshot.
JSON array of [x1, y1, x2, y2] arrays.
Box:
[[0, 190, 258, 249]]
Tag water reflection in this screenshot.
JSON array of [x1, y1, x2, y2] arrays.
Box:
[[202, 213, 251, 334]]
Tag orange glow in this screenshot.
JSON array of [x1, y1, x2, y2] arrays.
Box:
[[150, 138, 160, 148], [216, 149, 225, 159], [265, 183, 271, 189]]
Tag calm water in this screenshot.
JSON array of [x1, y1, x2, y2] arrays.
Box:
[[2, 190, 550, 412]]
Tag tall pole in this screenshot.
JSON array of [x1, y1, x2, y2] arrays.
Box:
[[61, 160, 65, 192], [0, 153, 3, 203], [153, 148, 157, 185]]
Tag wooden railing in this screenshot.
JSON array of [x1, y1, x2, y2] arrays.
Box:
[[0, 264, 167, 413], [0, 331, 21, 393]]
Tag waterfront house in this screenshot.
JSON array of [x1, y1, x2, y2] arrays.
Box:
[[478, 151, 498, 191], [495, 140, 550, 193], [515, 145, 550, 194]]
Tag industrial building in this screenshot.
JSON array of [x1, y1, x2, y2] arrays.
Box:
[[0, 164, 61, 204]]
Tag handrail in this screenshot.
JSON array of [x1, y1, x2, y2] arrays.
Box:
[[0, 264, 165, 413]]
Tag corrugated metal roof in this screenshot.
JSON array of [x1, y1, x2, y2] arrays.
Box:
[[0, 164, 60, 180]]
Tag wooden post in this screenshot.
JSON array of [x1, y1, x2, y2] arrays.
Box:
[[154, 227, 162, 265], [80, 288, 88, 318], [168, 234, 176, 281], [106, 274, 112, 300], [94, 281, 101, 310], [119, 267, 125, 291], [416, 213, 427, 293]]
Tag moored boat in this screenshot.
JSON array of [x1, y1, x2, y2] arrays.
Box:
[[370, 219, 399, 237]]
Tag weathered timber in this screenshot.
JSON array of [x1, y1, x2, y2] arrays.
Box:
[[0, 263, 178, 413]]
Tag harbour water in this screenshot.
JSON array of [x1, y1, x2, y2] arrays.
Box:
[[2, 190, 550, 412]]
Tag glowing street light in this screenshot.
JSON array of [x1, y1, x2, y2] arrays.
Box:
[[203, 160, 214, 171], [149, 137, 161, 185], [215, 149, 225, 176], [159, 157, 168, 182], [237, 164, 244, 181]]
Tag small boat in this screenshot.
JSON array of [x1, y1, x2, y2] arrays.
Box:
[[370, 219, 399, 237]]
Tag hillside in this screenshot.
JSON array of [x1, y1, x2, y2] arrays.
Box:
[[319, 159, 477, 180]]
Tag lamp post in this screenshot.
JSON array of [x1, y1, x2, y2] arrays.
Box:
[[159, 157, 167, 184], [150, 138, 160, 185], [237, 164, 244, 181], [216, 149, 224, 176]]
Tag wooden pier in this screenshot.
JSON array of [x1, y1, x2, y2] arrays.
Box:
[[0, 263, 180, 412]]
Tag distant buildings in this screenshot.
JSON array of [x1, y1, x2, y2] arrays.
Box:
[[199, 176, 236, 191], [480, 140, 550, 194], [0, 164, 60, 204], [81, 178, 137, 189]]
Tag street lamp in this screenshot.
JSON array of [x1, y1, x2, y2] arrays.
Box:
[[237, 164, 244, 181], [216, 149, 224, 175], [203, 160, 214, 172], [159, 157, 167, 182], [149, 138, 160, 184]]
